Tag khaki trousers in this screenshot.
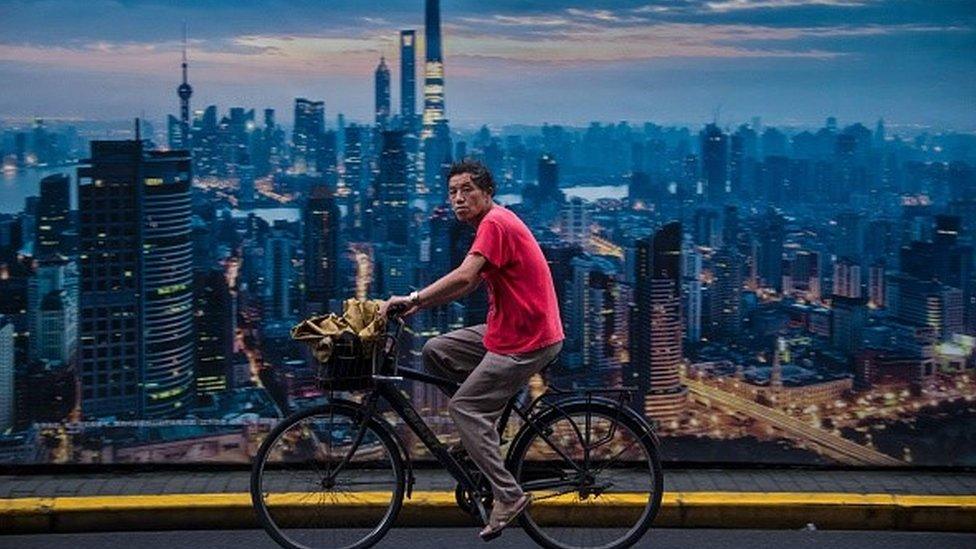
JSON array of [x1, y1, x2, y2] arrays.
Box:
[[421, 324, 563, 504]]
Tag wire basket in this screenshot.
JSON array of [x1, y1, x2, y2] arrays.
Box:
[[316, 331, 380, 391]]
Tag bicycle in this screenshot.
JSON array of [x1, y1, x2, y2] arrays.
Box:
[[251, 307, 664, 549]]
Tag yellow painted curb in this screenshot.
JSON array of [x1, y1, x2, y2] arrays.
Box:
[[1, 491, 974, 533]]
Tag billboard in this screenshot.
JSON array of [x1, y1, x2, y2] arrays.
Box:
[[1, 1, 974, 467]]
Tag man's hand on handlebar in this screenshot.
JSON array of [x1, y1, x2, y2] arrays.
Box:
[[380, 295, 419, 319]]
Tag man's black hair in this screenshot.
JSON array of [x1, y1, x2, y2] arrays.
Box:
[[448, 159, 495, 196]]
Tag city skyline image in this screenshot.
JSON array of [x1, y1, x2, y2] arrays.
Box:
[[0, 0, 975, 469], [0, 0, 973, 129]]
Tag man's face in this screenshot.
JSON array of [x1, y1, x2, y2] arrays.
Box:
[[448, 173, 492, 223]]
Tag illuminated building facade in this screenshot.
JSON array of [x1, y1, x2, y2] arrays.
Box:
[[292, 98, 325, 175], [77, 139, 195, 419], [303, 185, 340, 316], [35, 174, 72, 259], [399, 30, 417, 127], [632, 222, 688, 424], [374, 57, 391, 129], [376, 130, 410, 246], [421, 0, 445, 139]]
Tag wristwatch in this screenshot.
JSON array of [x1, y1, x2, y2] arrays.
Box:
[[409, 290, 421, 307]]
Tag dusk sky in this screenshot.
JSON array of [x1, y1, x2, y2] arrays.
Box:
[[1, 0, 973, 130]]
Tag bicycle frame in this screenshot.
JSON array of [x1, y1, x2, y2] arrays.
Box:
[[327, 316, 648, 519], [372, 366, 515, 499]]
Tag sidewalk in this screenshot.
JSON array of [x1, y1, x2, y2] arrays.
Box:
[[1, 468, 974, 533]]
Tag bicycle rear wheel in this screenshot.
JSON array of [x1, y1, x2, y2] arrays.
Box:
[[251, 402, 405, 549], [508, 401, 663, 549]]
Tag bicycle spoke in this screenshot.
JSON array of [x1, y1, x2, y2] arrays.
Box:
[[252, 405, 404, 549], [513, 405, 662, 549]]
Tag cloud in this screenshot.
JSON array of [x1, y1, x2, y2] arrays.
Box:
[[457, 15, 573, 27], [704, 0, 872, 12], [0, 33, 395, 83], [0, 0, 972, 127], [0, 17, 964, 80], [565, 8, 646, 23]]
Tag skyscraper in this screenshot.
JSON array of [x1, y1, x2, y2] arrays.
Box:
[[422, 0, 446, 139], [176, 25, 193, 150], [888, 275, 963, 341], [398, 29, 422, 196], [343, 124, 365, 193], [303, 185, 340, 315], [376, 130, 410, 245], [569, 255, 623, 386], [35, 173, 72, 259], [832, 295, 868, 355], [560, 196, 591, 246], [832, 257, 862, 298], [28, 256, 78, 365], [835, 211, 865, 262], [399, 30, 417, 128], [423, 120, 452, 194], [682, 241, 702, 343], [191, 105, 219, 176], [292, 98, 325, 175], [701, 123, 728, 203], [263, 228, 298, 322], [538, 154, 559, 198], [692, 207, 720, 248], [792, 250, 821, 301], [868, 260, 886, 308], [710, 248, 743, 341], [729, 130, 745, 198], [77, 138, 195, 419], [374, 57, 391, 129], [194, 268, 233, 397], [0, 315, 13, 431], [759, 208, 785, 291], [631, 222, 687, 425]]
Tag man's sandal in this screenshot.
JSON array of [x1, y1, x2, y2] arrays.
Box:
[[478, 493, 532, 542]]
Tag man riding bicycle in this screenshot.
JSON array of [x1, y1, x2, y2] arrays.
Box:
[[381, 159, 564, 540]]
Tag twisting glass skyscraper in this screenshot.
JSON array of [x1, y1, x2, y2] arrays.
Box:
[[421, 0, 445, 139]]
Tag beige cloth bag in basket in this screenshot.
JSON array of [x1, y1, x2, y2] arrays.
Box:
[[290, 298, 388, 363]]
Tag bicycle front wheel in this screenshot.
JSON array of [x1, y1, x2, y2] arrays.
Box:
[[251, 402, 405, 549], [509, 401, 664, 549]]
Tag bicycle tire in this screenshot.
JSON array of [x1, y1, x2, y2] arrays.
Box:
[[508, 400, 664, 549], [251, 401, 406, 549]]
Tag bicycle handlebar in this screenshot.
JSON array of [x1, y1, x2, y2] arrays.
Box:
[[386, 302, 410, 319]]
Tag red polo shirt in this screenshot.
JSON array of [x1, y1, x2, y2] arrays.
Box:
[[468, 205, 564, 355]]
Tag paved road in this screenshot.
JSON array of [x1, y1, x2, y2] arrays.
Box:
[[684, 378, 904, 466], [4, 529, 975, 548]]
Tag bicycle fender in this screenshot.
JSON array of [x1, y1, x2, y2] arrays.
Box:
[[545, 394, 658, 436], [505, 397, 661, 469]]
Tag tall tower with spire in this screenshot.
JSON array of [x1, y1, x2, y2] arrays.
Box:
[[374, 56, 391, 129], [176, 24, 193, 150], [399, 30, 416, 129], [421, 0, 445, 139]]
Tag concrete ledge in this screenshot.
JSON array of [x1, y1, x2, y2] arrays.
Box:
[[1, 491, 974, 534]]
